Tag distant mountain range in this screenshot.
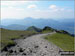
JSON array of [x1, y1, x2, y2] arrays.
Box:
[[1, 17, 74, 34], [0, 24, 26, 30]]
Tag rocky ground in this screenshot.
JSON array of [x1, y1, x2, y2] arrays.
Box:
[[1, 32, 62, 56]]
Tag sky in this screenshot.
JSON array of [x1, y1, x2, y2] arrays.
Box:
[[1, 1, 74, 20]]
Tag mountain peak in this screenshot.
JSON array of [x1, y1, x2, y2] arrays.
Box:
[[27, 26, 41, 32]]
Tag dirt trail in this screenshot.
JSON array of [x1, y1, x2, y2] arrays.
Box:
[[1, 32, 62, 56]]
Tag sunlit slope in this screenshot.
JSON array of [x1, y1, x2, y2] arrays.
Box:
[[0, 28, 37, 50], [45, 33, 74, 51]]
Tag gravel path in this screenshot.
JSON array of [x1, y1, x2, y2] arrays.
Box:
[[1, 32, 62, 56]]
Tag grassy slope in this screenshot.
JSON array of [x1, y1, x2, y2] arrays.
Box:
[[0, 28, 37, 50], [42, 27, 54, 33], [42, 30, 53, 33], [45, 33, 74, 51]]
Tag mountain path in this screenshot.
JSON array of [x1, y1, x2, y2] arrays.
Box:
[[1, 32, 62, 56]]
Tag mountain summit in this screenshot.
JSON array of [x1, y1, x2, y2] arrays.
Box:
[[26, 26, 42, 32]]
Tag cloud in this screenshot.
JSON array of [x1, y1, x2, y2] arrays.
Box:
[[60, 8, 65, 11], [49, 5, 65, 12], [1, 7, 28, 19], [49, 5, 57, 9], [1, 2, 74, 19], [27, 4, 37, 8], [1, 1, 32, 7], [67, 9, 73, 12]]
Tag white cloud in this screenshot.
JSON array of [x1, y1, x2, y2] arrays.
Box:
[[49, 5, 65, 12], [1, 7, 28, 19], [27, 4, 37, 8], [49, 5, 57, 9], [1, 1, 32, 7], [1, 2, 74, 19], [49, 5, 59, 12], [60, 8, 65, 11], [67, 9, 73, 12], [1, 1, 34, 19]]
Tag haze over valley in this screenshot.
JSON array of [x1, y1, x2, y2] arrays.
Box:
[[1, 18, 74, 34]]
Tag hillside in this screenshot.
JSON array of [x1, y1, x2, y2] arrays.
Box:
[[26, 26, 42, 32], [45, 33, 74, 51], [42, 26, 55, 33], [0, 27, 74, 52], [0, 28, 37, 50]]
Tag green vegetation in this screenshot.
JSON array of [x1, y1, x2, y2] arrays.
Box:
[[42, 26, 54, 33], [45, 33, 74, 51], [0, 28, 37, 50], [27, 26, 42, 32], [55, 30, 69, 34], [0, 26, 74, 52], [42, 30, 53, 33]]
